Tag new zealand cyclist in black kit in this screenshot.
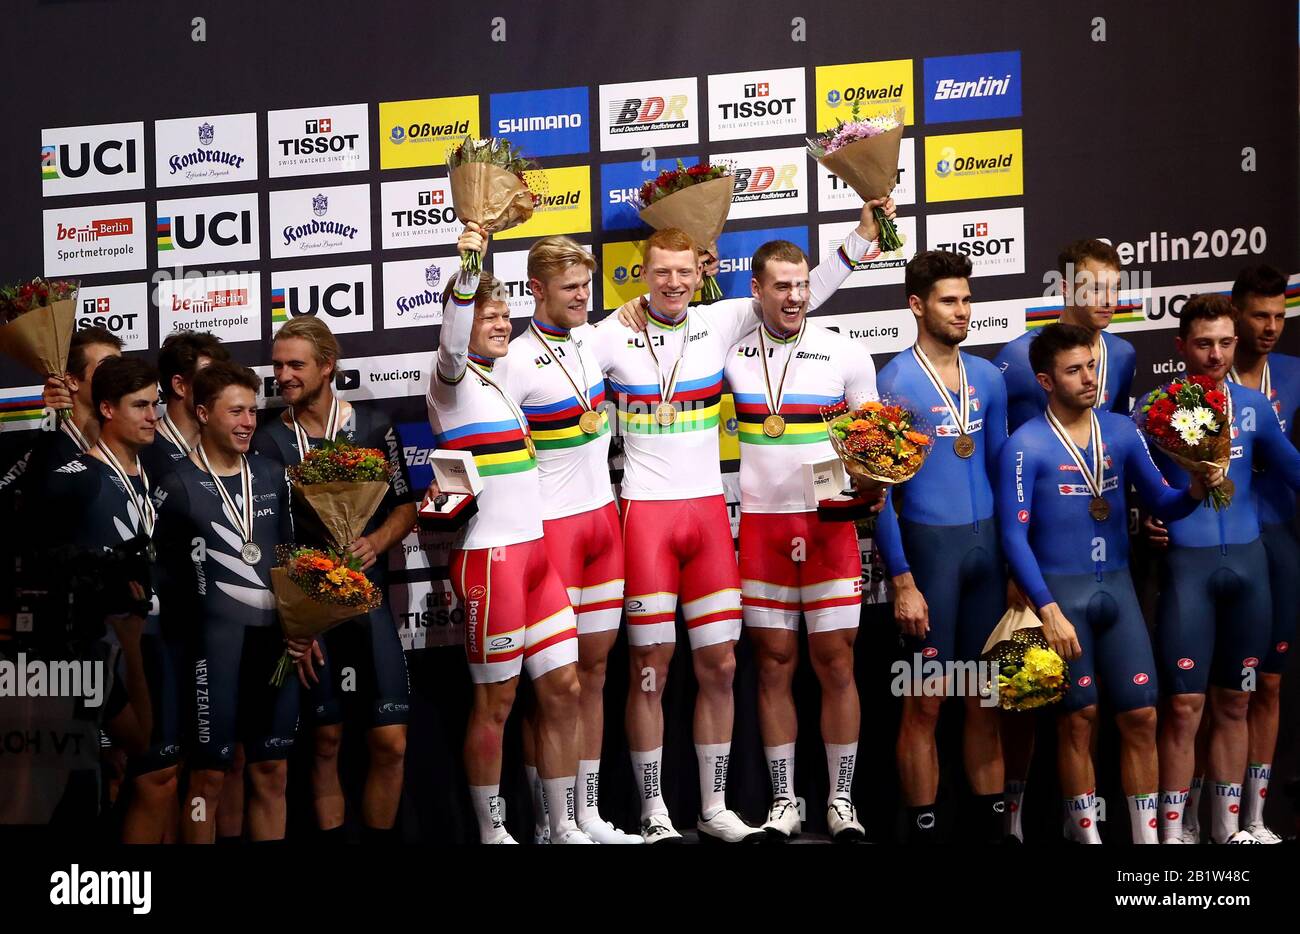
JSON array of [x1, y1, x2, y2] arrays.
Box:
[[154, 362, 297, 843], [252, 316, 415, 844]]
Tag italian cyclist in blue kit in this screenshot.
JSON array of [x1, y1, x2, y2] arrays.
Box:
[[995, 240, 1136, 432], [155, 362, 298, 843], [253, 317, 416, 845], [993, 240, 1137, 837], [1226, 265, 1296, 844], [875, 251, 1010, 843], [998, 324, 1214, 844], [1139, 295, 1300, 844]]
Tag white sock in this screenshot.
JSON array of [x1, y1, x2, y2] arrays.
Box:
[[1064, 790, 1101, 844], [469, 784, 506, 843], [1159, 788, 1188, 842], [1004, 780, 1026, 841], [825, 742, 857, 804], [541, 776, 577, 839], [630, 747, 668, 820], [1127, 793, 1159, 844], [1243, 762, 1270, 827], [525, 764, 547, 831], [575, 759, 601, 826], [1211, 782, 1243, 842], [1185, 775, 1203, 833], [764, 743, 796, 801], [696, 742, 731, 819]]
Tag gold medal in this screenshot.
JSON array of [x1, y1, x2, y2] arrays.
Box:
[[762, 414, 787, 438], [656, 402, 677, 427], [1088, 496, 1110, 522], [525, 436, 537, 458], [579, 410, 602, 435], [954, 433, 975, 458]]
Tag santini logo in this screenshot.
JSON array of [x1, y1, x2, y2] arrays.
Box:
[[50, 864, 151, 914]]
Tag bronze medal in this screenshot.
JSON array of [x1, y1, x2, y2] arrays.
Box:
[[578, 410, 602, 434], [656, 402, 677, 427], [762, 414, 786, 438], [1088, 496, 1110, 522], [954, 433, 975, 458]]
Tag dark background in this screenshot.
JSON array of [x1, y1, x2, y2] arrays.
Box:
[[1, 0, 1297, 842]]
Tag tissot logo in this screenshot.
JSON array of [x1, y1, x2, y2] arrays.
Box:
[[41, 122, 145, 196], [267, 103, 369, 177], [74, 283, 149, 352], [381, 177, 459, 248], [708, 67, 806, 141], [926, 208, 1024, 277]]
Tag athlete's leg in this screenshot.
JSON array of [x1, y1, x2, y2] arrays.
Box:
[[1207, 686, 1252, 842], [311, 722, 345, 832], [122, 766, 180, 844], [243, 626, 300, 842], [957, 539, 1005, 808], [246, 759, 289, 842], [361, 606, 411, 837], [215, 744, 245, 842], [183, 619, 243, 845], [121, 631, 183, 843], [752, 628, 799, 756], [363, 725, 407, 834]]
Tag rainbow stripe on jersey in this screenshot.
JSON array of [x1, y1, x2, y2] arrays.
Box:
[[609, 370, 723, 435], [433, 417, 536, 477], [732, 391, 842, 445]]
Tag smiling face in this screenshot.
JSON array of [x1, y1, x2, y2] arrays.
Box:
[[469, 301, 512, 359], [1234, 293, 1286, 358], [752, 259, 811, 335], [1178, 315, 1237, 382], [642, 245, 700, 317], [272, 336, 333, 409], [911, 277, 972, 346], [531, 263, 592, 330], [198, 384, 258, 457]]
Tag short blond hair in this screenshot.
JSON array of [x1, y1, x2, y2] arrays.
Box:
[[441, 270, 505, 310], [273, 316, 341, 369], [527, 236, 596, 282]]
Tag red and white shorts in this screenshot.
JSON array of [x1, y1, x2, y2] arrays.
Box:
[[542, 502, 625, 637], [620, 495, 742, 650], [739, 511, 863, 634], [451, 539, 578, 684]]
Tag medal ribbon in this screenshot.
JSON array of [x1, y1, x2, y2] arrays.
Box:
[[530, 321, 596, 415], [93, 442, 155, 539], [758, 322, 805, 416], [912, 344, 970, 436], [466, 360, 535, 457], [290, 395, 341, 463], [156, 410, 192, 454], [643, 309, 690, 407], [1046, 407, 1106, 501], [196, 443, 255, 547]]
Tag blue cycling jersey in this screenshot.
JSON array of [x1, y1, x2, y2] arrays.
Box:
[[874, 349, 1008, 576], [1241, 352, 1300, 526], [998, 410, 1198, 609], [995, 328, 1136, 432], [1138, 381, 1300, 550]]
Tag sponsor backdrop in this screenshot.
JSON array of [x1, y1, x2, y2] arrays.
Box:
[[1, 0, 1296, 842]]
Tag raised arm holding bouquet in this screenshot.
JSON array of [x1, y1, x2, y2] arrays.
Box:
[[807, 105, 906, 254], [446, 136, 540, 275], [636, 160, 734, 302], [0, 277, 79, 420]]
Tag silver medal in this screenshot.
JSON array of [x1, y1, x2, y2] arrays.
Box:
[[240, 541, 263, 566]]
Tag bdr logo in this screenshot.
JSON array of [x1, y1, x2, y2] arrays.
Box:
[[712, 147, 807, 219], [41, 121, 145, 196], [270, 266, 373, 335], [155, 193, 260, 265], [599, 77, 698, 151]]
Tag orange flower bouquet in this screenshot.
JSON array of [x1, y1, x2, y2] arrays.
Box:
[[822, 399, 933, 491], [269, 546, 382, 686]]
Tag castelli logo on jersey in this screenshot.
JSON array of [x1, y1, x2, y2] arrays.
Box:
[[1166, 810, 1179, 820], [922, 647, 939, 659], [1133, 672, 1149, 685], [1277, 642, 1289, 653], [1177, 657, 1195, 670], [1079, 818, 1092, 828], [1148, 817, 1157, 828], [1077, 676, 1092, 688], [468, 585, 487, 600], [1229, 803, 1240, 814], [1017, 509, 1029, 523], [1243, 657, 1259, 668]]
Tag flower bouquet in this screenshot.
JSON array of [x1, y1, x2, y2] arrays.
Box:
[[0, 278, 79, 421], [806, 105, 906, 253], [821, 399, 933, 491], [287, 439, 392, 553], [1136, 375, 1232, 510], [981, 607, 1069, 711], [446, 136, 541, 275], [269, 546, 383, 686], [636, 160, 734, 302]]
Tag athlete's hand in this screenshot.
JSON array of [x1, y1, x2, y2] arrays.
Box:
[[866, 488, 887, 512], [1188, 465, 1224, 501], [892, 573, 929, 638], [43, 375, 73, 412], [287, 638, 323, 688], [1007, 579, 1029, 610], [1144, 516, 1169, 549], [699, 251, 720, 278], [1039, 603, 1082, 661], [457, 222, 487, 258], [618, 296, 649, 332], [856, 196, 897, 243], [348, 535, 378, 571]]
